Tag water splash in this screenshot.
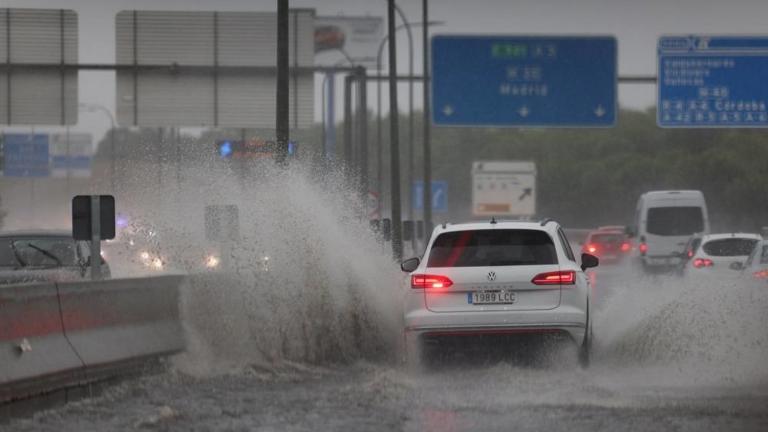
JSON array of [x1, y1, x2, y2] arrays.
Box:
[[117, 155, 403, 375]]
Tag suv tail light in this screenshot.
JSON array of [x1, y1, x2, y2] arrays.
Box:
[[531, 270, 575, 285], [693, 258, 714, 268], [753, 269, 768, 279], [586, 244, 598, 254], [412, 274, 453, 289], [620, 242, 631, 252]]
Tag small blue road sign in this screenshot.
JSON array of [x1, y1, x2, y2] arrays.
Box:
[[2, 134, 50, 177], [431, 35, 617, 127], [658, 36, 768, 128], [413, 180, 448, 213]]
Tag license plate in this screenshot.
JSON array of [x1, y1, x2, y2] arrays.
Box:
[[468, 291, 517, 305]]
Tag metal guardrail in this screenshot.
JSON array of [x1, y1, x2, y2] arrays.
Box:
[[0, 275, 185, 404]]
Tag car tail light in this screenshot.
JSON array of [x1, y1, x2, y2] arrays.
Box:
[[693, 258, 714, 268], [411, 274, 453, 289], [620, 242, 631, 252], [531, 270, 575, 285], [639, 242, 648, 255], [587, 244, 597, 254], [753, 269, 768, 279], [687, 249, 694, 258]]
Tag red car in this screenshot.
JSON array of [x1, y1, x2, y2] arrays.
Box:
[[581, 229, 632, 263]]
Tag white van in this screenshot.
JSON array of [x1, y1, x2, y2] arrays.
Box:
[[630, 190, 709, 270]]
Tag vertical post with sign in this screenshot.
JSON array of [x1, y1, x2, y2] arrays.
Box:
[[72, 195, 115, 280]]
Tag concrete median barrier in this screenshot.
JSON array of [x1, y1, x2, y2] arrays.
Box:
[[0, 275, 186, 404], [57, 275, 185, 370], [0, 283, 85, 402]]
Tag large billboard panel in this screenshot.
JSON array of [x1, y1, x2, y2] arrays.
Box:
[[0, 9, 78, 125], [314, 16, 384, 68], [115, 10, 315, 128]]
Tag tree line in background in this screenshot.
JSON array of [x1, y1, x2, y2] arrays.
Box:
[[92, 108, 768, 232]]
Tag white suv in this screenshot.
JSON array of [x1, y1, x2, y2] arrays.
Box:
[[400, 219, 598, 368]]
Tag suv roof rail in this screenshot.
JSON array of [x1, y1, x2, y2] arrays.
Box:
[[539, 218, 555, 226]]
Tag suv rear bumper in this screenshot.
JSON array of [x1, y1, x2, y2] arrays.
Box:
[[404, 305, 587, 343]]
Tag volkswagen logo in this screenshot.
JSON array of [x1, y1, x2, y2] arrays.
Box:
[[487, 271, 496, 281]]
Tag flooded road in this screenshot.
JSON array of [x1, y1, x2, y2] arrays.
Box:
[[5, 262, 768, 432]]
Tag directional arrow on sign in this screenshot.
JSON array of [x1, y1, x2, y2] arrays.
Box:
[[518, 106, 530, 118], [594, 105, 606, 118], [518, 188, 532, 201], [443, 105, 454, 116]]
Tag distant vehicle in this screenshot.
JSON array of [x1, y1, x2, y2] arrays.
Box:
[[0, 230, 110, 284], [628, 190, 709, 271], [682, 233, 762, 277], [581, 228, 631, 264], [738, 239, 768, 285], [400, 219, 598, 369]]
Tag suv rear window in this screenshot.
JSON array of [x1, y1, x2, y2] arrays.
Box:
[[427, 229, 557, 267], [646, 207, 704, 236], [702, 238, 758, 257]]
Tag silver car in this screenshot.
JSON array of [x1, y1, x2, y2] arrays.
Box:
[[401, 219, 598, 368], [0, 230, 110, 284]]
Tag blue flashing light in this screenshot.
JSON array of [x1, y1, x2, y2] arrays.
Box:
[[219, 141, 233, 158], [116, 215, 129, 228], [288, 141, 297, 156]]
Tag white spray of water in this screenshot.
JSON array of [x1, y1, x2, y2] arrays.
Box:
[[595, 269, 768, 387], [117, 155, 404, 376]]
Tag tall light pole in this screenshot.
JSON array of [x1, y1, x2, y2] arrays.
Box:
[[422, 0, 433, 237], [275, 0, 289, 164], [387, 0, 402, 260], [375, 19, 444, 219], [79, 102, 116, 193]]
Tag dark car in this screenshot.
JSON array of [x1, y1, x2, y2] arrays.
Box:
[[581, 229, 631, 264], [0, 230, 110, 284]]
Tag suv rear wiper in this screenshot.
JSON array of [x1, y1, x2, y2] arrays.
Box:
[[25, 243, 62, 267]]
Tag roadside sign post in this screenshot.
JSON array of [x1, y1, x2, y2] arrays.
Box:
[[72, 195, 116, 280], [205, 205, 240, 270], [658, 36, 768, 127], [472, 161, 536, 218], [432, 35, 617, 127], [90, 196, 102, 280], [413, 180, 448, 213]]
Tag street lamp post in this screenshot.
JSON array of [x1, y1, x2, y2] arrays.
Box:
[[375, 19, 444, 228], [79, 103, 116, 193]]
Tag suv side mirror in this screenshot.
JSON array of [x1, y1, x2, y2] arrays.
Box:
[[581, 253, 599, 271], [401, 257, 420, 273], [729, 261, 744, 271]]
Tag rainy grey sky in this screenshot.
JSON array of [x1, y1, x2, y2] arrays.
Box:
[[5, 0, 768, 140]]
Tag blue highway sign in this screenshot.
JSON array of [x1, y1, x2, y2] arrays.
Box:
[[413, 180, 448, 213], [431, 35, 617, 127], [2, 134, 50, 177], [658, 36, 768, 128]]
